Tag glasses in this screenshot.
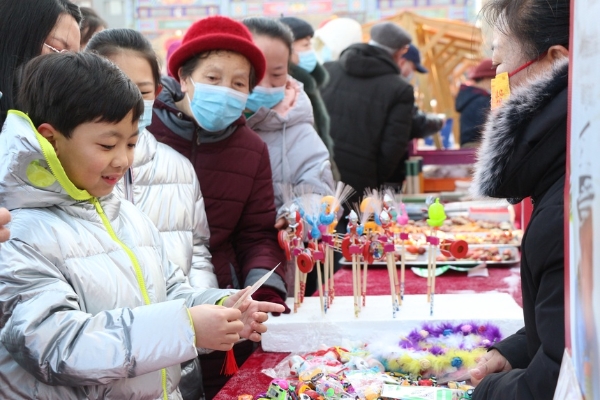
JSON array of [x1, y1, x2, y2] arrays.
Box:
[[44, 43, 68, 53]]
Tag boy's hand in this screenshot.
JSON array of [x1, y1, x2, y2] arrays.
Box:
[[188, 305, 243, 351], [0, 208, 11, 243], [469, 349, 512, 386]]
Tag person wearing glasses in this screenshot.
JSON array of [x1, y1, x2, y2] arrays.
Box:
[[0, 0, 82, 128]]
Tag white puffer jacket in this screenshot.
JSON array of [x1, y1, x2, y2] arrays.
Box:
[[115, 129, 218, 289], [0, 111, 227, 399], [247, 78, 335, 214]]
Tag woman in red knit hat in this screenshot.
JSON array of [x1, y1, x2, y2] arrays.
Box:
[[147, 16, 288, 398]]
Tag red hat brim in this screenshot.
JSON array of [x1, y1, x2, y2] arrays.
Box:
[[168, 33, 266, 83]]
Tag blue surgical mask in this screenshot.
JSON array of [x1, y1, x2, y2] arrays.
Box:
[[246, 85, 286, 112], [187, 79, 248, 132], [297, 50, 318, 73], [138, 99, 154, 132]]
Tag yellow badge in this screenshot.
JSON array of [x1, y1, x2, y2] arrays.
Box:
[[491, 72, 511, 110]]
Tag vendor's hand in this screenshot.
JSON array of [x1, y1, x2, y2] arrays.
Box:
[[0, 208, 11, 243], [234, 289, 286, 342], [188, 305, 243, 351], [274, 217, 288, 230], [252, 286, 291, 317], [469, 349, 512, 386]]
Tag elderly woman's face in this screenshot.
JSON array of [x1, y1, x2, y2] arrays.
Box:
[[491, 28, 531, 89]]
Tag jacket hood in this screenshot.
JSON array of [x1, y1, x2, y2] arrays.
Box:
[[339, 43, 400, 78], [0, 111, 96, 210], [289, 63, 329, 94], [246, 78, 314, 132], [471, 58, 569, 203], [455, 84, 490, 112]]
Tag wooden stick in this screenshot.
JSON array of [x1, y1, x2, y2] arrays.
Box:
[[357, 254, 362, 311], [294, 256, 300, 313], [329, 246, 335, 304], [362, 258, 368, 306], [300, 272, 307, 305], [352, 254, 359, 317], [400, 237, 406, 305], [316, 260, 324, 316], [427, 229, 434, 303], [323, 245, 329, 313], [430, 233, 438, 316], [386, 252, 397, 316]]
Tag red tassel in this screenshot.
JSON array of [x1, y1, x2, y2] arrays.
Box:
[[221, 348, 239, 376]]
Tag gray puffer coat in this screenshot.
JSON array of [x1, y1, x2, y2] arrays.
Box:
[[116, 129, 218, 289], [0, 111, 227, 399], [247, 78, 335, 215]]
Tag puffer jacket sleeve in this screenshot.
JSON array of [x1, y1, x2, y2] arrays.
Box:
[[290, 122, 335, 197], [188, 175, 219, 289], [234, 143, 288, 297], [377, 85, 414, 184], [0, 239, 198, 387]]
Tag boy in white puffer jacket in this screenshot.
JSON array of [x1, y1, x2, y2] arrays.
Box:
[[0, 52, 283, 400]]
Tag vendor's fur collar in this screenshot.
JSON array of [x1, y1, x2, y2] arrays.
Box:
[[471, 57, 569, 199]]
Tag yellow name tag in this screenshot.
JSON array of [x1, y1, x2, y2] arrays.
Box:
[[491, 72, 511, 110]]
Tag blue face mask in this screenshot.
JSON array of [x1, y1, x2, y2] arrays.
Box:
[[246, 85, 286, 112], [138, 99, 154, 132], [297, 50, 318, 73], [187, 79, 248, 132]]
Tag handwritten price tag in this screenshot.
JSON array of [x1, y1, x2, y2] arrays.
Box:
[[491, 72, 511, 110]]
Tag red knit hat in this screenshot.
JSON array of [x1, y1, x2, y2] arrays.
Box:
[[168, 16, 266, 83], [469, 58, 496, 80]]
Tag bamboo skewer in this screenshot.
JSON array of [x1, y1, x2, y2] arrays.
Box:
[[329, 246, 335, 304], [352, 254, 359, 317], [316, 259, 324, 316], [323, 245, 329, 313], [294, 256, 300, 313], [362, 258, 368, 306]]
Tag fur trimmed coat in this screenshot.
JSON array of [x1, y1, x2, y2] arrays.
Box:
[[471, 59, 568, 400]]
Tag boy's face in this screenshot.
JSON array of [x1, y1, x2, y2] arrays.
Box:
[[39, 111, 138, 197]]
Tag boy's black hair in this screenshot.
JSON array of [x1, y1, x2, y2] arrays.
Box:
[[86, 28, 160, 91], [0, 0, 82, 128], [17, 52, 143, 139]]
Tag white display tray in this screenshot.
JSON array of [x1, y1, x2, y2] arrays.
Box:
[[262, 293, 524, 353]]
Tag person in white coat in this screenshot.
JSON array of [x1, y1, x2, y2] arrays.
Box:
[[243, 17, 335, 227]]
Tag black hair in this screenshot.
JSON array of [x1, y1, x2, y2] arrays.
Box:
[[481, 0, 570, 59], [179, 50, 258, 90], [86, 28, 160, 91], [80, 7, 107, 47], [0, 0, 82, 128], [17, 52, 143, 139], [243, 17, 294, 56]]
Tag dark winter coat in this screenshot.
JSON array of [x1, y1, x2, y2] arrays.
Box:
[[288, 63, 333, 155], [147, 76, 287, 297], [471, 59, 568, 400], [322, 43, 414, 198], [455, 84, 491, 146], [388, 106, 445, 184]]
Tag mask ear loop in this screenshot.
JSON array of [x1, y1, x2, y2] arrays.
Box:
[[508, 52, 548, 78]]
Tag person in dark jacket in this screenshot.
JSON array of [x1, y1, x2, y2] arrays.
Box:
[[280, 16, 339, 180], [388, 44, 444, 185], [469, 0, 570, 399], [322, 22, 414, 201], [147, 16, 288, 398], [455, 58, 495, 147]]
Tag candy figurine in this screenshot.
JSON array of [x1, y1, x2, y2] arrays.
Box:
[[426, 198, 446, 316]]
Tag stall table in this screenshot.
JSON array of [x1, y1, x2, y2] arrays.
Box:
[[214, 266, 521, 399]]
